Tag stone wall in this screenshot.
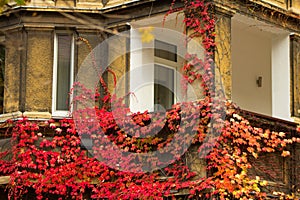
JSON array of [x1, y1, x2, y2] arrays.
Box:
[[25, 29, 53, 112], [28, 0, 134, 9], [4, 30, 22, 113], [262, 0, 287, 9], [214, 6, 234, 99]]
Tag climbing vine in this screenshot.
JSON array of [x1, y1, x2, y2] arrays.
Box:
[[0, 0, 299, 199]]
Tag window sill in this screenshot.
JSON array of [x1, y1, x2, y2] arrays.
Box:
[[0, 111, 55, 123]]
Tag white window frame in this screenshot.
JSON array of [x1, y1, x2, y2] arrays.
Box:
[[128, 13, 186, 113], [153, 63, 177, 111], [52, 31, 75, 117], [129, 30, 180, 113], [154, 40, 178, 110]]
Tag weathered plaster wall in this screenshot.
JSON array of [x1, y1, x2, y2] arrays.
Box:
[[55, 0, 75, 7], [186, 144, 206, 179], [108, 33, 128, 100], [290, 0, 300, 12], [215, 8, 233, 99], [25, 29, 53, 112], [262, 0, 287, 9], [77, 32, 102, 71], [4, 30, 22, 113], [28, 0, 134, 9]]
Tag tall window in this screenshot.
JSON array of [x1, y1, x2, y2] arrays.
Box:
[[154, 64, 175, 111], [153, 40, 177, 111], [52, 32, 74, 116], [291, 34, 300, 118]]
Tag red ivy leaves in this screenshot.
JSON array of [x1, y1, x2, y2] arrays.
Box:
[[0, 1, 299, 200]]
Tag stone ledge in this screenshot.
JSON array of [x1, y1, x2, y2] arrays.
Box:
[[288, 7, 300, 15], [23, 112, 52, 119], [0, 111, 22, 123], [0, 176, 9, 185], [0, 111, 52, 123], [292, 116, 300, 125]]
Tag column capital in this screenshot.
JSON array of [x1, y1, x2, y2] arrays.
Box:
[[212, 1, 236, 17]]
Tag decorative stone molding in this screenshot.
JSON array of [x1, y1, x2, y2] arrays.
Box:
[[213, 1, 236, 17], [0, 176, 9, 185], [212, 2, 235, 99], [0, 111, 22, 123], [0, 111, 52, 122], [23, 112, 52, 119]]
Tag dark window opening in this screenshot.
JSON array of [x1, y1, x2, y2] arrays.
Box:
[[56, 34, 72, 111], [155, 40, 177, 62], [154, 64, 174, 111]]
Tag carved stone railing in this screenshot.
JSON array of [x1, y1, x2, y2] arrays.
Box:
[[249, 0, 300, 14], [238, 109, 299, 196]]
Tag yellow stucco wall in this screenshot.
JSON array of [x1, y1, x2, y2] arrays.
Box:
[[289, 0, 300, 13], [4, 30, 22, 113], [107, 34, 128, 100], [262, 0, 287, 9], [25, 30, 53, 112], [28, 0, 134, 9], [215, 12, 232, 99]]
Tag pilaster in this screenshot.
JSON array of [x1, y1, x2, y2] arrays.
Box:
[[213, 3, 235, 99]]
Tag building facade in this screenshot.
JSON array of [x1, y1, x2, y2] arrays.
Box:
[[0, 0, 299, 198], [0, 0, 299, 121]]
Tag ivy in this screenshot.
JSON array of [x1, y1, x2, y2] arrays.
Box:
[[0, 0, 299, 199]]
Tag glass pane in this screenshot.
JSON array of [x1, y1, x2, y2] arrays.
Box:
[[56, 34, 72, 111], [154, 64, 174, 111], [154, 40, 177, 62]]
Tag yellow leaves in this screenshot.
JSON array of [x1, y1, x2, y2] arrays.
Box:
[[255, 176, 260, 181], [252, 183, 260, 192], [261, 129, 271, 139], [259, 180, 268, 186], [252, 152, 258, 159], [278, 132, 285, 137], [138, 27, 154, 43], [283, 139, 293, 144], [232, 113, 242, 120], [281, 150, 290, 157]]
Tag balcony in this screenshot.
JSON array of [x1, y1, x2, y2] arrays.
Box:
[[238, 109, 299, 195]]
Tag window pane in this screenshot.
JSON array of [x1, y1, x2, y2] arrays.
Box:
[[154, 40, 177, 62], [291, 35, 300, 117], [56, 34, 72, 111], [154, 64, 174, 111]]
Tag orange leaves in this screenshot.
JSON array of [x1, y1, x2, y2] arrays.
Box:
[[281, 150, 290, 157], [262, 147, 275, 153]]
